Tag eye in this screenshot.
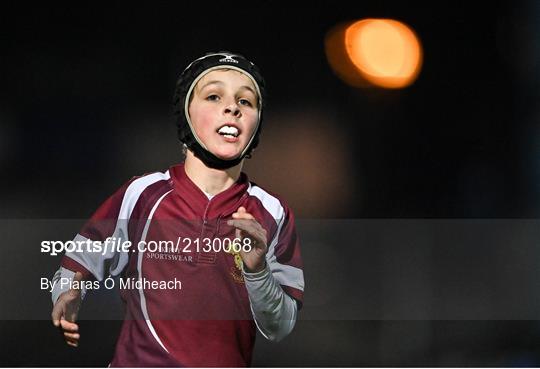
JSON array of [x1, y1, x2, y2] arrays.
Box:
[[238, 98, 253, 107], [206, 94, 220, 101]]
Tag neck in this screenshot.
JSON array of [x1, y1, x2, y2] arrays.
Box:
[[184, 150, 243, 195]]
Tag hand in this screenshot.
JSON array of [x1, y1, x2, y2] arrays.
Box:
[[51, 271, 83, 347], [227, 206, 268, 273]]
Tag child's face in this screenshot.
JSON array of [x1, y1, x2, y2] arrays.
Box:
[[188, 69, 259, 161]]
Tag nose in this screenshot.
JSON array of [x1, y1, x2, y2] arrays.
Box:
[[224, 102, 241, 117]]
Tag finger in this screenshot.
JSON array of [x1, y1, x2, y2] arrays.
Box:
[[66, 340, 79, 347], [60, 319, 79, 333], [232, 206, 257, 220], [228, 218, 259, 230], [64, 332, 80, 340], [235, 228, 242, 241], [231, 206, 246, 217], [232, 211, 254, 220], [233, 219, 265, 238], [60, 320, 79, 333], [227, 219, 256, 235], [73, 271, 84, 282]]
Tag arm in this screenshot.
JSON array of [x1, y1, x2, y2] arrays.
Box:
[[50, 177, 137, 347], [51, 270, 84, 347], [228, 204, 304, 342], [243, 263, 298, 342]]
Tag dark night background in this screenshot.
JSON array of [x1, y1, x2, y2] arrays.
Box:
[[1, 1, 540, 367]]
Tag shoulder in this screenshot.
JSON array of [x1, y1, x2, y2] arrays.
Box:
[[128, 169, 172, 187], [118, 169, 172, 195], [87, 169, 172, 222], [246, 181, 293, 221], [107, 169, 172, 208]]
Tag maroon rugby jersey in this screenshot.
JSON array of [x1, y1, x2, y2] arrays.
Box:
[[60, 163, 304, 367]]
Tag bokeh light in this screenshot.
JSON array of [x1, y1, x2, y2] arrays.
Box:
[[325, 18, 423, 89]]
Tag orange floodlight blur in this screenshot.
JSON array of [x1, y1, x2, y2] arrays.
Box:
[[325, 18, 423, 89]]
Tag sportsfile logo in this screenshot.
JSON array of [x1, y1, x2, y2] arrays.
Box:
[[41, 236, 253, 256], [219, 54, 238, 64]]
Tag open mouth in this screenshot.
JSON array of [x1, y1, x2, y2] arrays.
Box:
[[216, 125, 241, 139]]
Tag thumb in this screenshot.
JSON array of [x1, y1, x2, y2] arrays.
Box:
[[73, 271, 83, 283]]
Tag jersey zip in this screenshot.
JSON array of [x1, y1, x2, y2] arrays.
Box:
[[200, 199, 212, 238]]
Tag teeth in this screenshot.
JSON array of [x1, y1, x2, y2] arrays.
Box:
[[218, 125, 239, 137]]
